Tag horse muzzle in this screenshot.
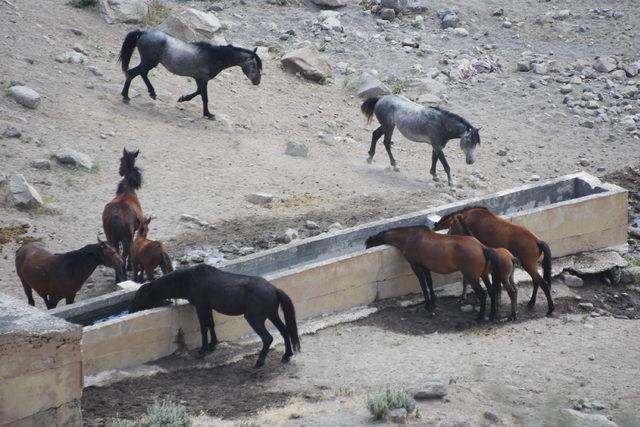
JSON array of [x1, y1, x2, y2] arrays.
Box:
[[466, 158, 475, 165]]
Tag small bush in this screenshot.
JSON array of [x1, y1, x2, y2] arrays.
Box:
[[69, 0, 96, 8], [234, 422, 260, 427], [366, 387, 413, 420], [143, 0, 169, 27], [111, 400, 190, 427], [390, 79, 409, 94]]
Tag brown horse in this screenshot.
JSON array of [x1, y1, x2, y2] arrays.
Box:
[[131, 216, 173, 283], [434, 206, 554, 316], [448, 214, 519, 320], [102, 148, 143, 282], [15, 238, 123, 309], [365, 225, 502, 321]]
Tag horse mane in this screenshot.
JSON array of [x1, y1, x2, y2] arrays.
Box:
[[435, 206, 490, 228], [116, 166, 142, 194], [432, 106, 473, 129], [60, 243, 102, 267], [194, 43, 262, 70]]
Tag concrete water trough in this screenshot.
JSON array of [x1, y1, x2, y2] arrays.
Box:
[[42, 172, 627, 378]]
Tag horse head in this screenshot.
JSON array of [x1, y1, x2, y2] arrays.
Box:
[[97, 236, 124, 270], [129, 282, 153, 313], [137, 216, 153, 238], [460, 126, 481, 165], [365, 231, 386, 249], [241, 48, 262, 86], [119, 148, 140, 177]]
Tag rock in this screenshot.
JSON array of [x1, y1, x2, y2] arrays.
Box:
[[562, 251, 628, 275], [579, 118, 595, 128], [620, 266, 640, 285], [87, 66, 104, 77], [554, 9, 571, 20], [321, 16, 342, 32], [452, 27, 469, 37], [8, 174, 44, 210], [388, 408, 407, 424], [460, 304, 474, 312], [532, 63, 548, 75], [529, 174, 541, 181], [497, 149, 508, 156], [560, 84, 573, 94], [285, 142, 309, 158], [581, 67, 596, 79], [436, 415, 475, 427], [237, 246, 254, 256], [180, 214, 215, 229], [620, 116, 637, 131], [1, 123, 22, 138], [31, 159, 51, 170], [593, 57, 618, 73], [347, 72, 391, 98], [610, 69, 626, 81], [379, 8, 396, 21], [9, 86, 41, 109], [483, 411, 500, 424], [417, 93, 441, 105], [561, 273, 584, 287], [310, 0, 346, 7], [440, 12, 459, 29], [558, 409, 618, 427], [578, 302, 594, 311], [157, 8, 222, 42], [281, 43, 332, 82], [381, 0, 407, 13], [502, 21, 512, 28], [623, 62, 640, 77], [328, 222, 343, 232], [53, 146, 94, 169], [517, 61, 531, 72], [55, 51, 88, 64], [279, 228, 299, 243], [305, 220, 320, 230], [245, 193, 273, 205], [414, 373, 448, 399], [96, 0, 146, 24]]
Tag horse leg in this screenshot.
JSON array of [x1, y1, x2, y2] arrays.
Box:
[[383, 127, 399, 171], [18, 274, 35, 306], [206, 309, 218, 352], [245, 313, 273, 368], [199, 80, 215, 120], [145, 267, 155, 282], [424, 269, 437, 307], [523, 262, 541, 309], [430, 149, 439, 182], [194, 305, 211, 357], [410, 263, 430, 310], [177, 85, 201, 103], [367, 126, 384, 164], [66, 295, 76, 305], [121, 65, 143, 103], [269, 312, 293, 363], [460, 280, 467, 304], [504, 274, 518, 321], [435, 149, 455, 187], [140, 70, 157, 99], [482, 273, 499, 321], [467, 279, 486, 321], [47, 296, 62, 310]]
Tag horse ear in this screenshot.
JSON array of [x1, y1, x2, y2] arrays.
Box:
[[253, 47, 257, 53], [97, 234, 103, 244], [133, 150, 139, 158], [122, 148, 127, 157]]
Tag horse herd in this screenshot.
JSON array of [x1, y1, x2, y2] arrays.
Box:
[[11, 29, 552, 368]]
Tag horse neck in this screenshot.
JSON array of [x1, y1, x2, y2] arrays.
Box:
[[382, 229, 413, 250], [61, 245, 101, 283], [150, 274, 187, 300], [225, 47, 251, 68], [443, 115, 468, 140]]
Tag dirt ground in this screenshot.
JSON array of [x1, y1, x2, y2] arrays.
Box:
[[1, 0, 639, 305], [82, 277, 640, 426]]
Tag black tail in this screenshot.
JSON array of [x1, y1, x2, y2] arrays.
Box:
[[361, 97, 380, 124], [118, 30, 144, 75], [483, 247, 503, 298], [276, 289, 301, 352], [110, 215, 122, 256], [537, 241, 552, 287], [160, 252, 173, 274]]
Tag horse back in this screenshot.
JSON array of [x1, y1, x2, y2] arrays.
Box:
[[15, 243, 60, 293], [409, 232, 485, 275]]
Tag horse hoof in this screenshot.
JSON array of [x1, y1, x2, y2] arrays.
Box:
[[195, 351, 206, 359], [150, 94, 157, 100], [281, 354, 292, 363], [508, 315, 517, 321], [205, 344, 217, 353], [432, 175, 439, 182], [545, 310, 555, 318], [527, 301, 536, 309], [122, 97, 130, 104], [205, 114, 216, 121], [366, 157, 373, 164], [177, 96, 186, 102], [254, 360, 265, 369], [393, 166, 400, 172]]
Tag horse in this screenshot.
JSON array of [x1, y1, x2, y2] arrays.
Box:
[[129, 264, 301, 368], [360, 95, 481, 187], [118, 29, 262, 119], [131, 216, 173, 283], [102, 148, 143, 283], [15, 238, 123, 309], [433, 206, 554, 316], [448, 214, 519, 320], [365, 225, 502, 321]]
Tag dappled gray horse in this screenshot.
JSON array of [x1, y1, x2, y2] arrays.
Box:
[[361, 95, 481, 187], [118, 30, 262, 119]]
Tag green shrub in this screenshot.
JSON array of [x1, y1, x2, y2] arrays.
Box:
[[366, 387, 413, 420], [142, 0, 169, 27], [111, 400, 190, 427]]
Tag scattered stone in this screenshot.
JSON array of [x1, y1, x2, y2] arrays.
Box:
[[328, 222, 343, 232], [414, 373, 448, 399], [310, 0, 346, 7], [578, 302, 595, 311], [401, 38, 419, 48], [532, 63, 548, 75], [87, 66, 104, 77], [281, 43, 332, 82], [620, 266, 640, 285], [502, 21, 512, 29], [517, 61, 531, 72], [31, 159, 51, 170], [53, 146, 94, 170], [379, 8, 396, 21], [558, 409, 617, 427], [346, 72, 391, 98], [620, 116, 637, 131], [562, 273, 584, 288], [96, 0, 145, 24], [321, 16, 343, 32], [55, 51, 88, 65], [285, 142, 310, 158], [305, 220, 320, 230], [436, 415, 475, 427], [483, 411, 500, 424], [452, 27, 469, 37], [593, 57, 618, 74], [439, 10, 459, 29], [560, 84, 573, 94], [237, 246, 255, 256], [179, 214, 215, 229], [246, 193, 273, 205], [460, 304, 474, 313], [530, 174, 541, 181], [9, 86, 41, 109], [554, 9, 571, 20], [623, 62, 640, 77], [1, 123, 22, 138], [579, 119, 595, 128], [8, 174, 44, 210], [158, 8, 222, 43], [382, 0, 407, 13], [279, 228, 299, 244], [388, 408, 407, 424], [497, 149, 508, 156]]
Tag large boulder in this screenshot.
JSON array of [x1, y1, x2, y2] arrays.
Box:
[[310, 0, 346, 7], [593, 57, 618, 73], [9, 86, 41, 109], [281, 43, 332, 82], [8, 174, 43, 210], [97, 0, 146, 24], [557, 409, 618, 427], [53, 147, 94, 170], [346, 72, 391, 98], [157, 8, 221, 42]]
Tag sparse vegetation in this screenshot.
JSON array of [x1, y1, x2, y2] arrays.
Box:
[[142, 0, 169, 27], [366, 387, 413, 420], [68, 0, 96, 8], [233, 422, 260, 427], [110, 400, 190, 427], [390, 79, 409, 95]]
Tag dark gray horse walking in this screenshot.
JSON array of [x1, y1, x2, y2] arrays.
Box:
[[361, 95, 481, 187], [118, 30, 262, 119]]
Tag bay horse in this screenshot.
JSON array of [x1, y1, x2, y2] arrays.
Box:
[[102, 148, 143, 283], [15, 238, 123, 309], [434, 206, 554, 316], [118, 29, 262, 119], [365, 225, 502, 321], [131, 216, 173, 283], [448, 214, 519, 320], [129, 264, 301, 368], [361, 95, 481, 187]]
